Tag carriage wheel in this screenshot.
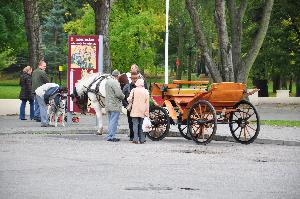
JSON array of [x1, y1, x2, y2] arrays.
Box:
[[178, 124, 192, 140], [229, 100, 260, 144], [146, 106, 170, 141], [187, 100, 217, 145]]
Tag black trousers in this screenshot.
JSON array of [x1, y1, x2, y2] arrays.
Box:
[[127, 111, 134, 139]]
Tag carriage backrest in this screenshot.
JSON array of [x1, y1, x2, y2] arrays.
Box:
[[204, 82, 246, 107]]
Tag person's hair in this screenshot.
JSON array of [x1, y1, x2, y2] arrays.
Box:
[[130, 71, 138, 79], [131, 64, 139, 72], [39, 60, 45, 66], [131, 71, 138, 76], [59, 87, 68, 93], [23, 66, 32, 74]]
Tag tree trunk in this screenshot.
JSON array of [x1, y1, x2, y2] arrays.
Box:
[[186, 0, 273, 83], [253, 78, 269, 97], [195, 53, 201, 76], [237, 0, 274, 83], [289, 77, 293, 93], [187, 49, 192, 81], [228, 0, 247, 81], [215, 0, 234, 82], [282, 78, 287, 89], [23, 0, 43, 69], [296, 77, 300, 97], [185, 0, 222, 83], [88, 0, 112, 73], [272, 74, 280, 93], [176, 20, 185, 80]]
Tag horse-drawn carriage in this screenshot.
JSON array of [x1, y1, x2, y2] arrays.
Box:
[[147, 80, 260, 145]]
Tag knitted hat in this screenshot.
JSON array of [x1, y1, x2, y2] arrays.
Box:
[[135, 79, 144, 87], [112, 69, 120, 77]]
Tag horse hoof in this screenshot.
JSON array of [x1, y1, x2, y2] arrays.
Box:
[[96, 128, 103, 135]]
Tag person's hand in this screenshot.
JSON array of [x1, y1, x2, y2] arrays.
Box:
[[44, 99, 49, 105]]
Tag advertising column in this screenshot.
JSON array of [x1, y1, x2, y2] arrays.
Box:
[[67, 35, 99, 113]]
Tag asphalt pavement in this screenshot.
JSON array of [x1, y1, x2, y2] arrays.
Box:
[[0, 134, 299, 199], [1, 104, 300, 199], [0, 104, 300, 146]]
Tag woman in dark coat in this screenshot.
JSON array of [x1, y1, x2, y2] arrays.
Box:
[[19, 66, 34, 120]]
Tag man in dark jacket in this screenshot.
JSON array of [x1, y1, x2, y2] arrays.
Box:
[[32, 60, 48, 122], [122, 72, 138, 141]]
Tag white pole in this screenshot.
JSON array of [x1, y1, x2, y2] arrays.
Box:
[[98, 35, 104, 74], [165, 0, 169, 84]]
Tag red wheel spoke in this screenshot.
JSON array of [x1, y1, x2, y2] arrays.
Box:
[[245, 126, 252, 139], [247, 124, 256, 131]]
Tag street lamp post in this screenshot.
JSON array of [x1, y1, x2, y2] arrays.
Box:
[[165, 0, 169, 84]]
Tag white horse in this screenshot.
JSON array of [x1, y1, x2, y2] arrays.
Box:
[[72, 73, 112, 135]]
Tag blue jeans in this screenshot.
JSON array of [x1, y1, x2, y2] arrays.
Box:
[[36, 95, 48, 125], [106, 111, 120, 140], [19, 99, 34, 120], [132, 117, 145, 142], [34, 95, 40, 119]]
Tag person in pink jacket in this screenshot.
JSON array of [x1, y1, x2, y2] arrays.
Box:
[[127, 78, 149, 144]]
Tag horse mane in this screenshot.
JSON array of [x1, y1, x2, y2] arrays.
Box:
[[75, 72, 127, 96], [75, 73, 102, 95]]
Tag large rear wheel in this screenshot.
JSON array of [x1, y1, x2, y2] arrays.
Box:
[[146, 106, 170, 141], [187, 100, 217, 145], [229, 100, 260, 144], [178, 123, 192, 140]]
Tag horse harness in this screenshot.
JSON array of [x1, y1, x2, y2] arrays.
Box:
[[83, 75, 109, 108]]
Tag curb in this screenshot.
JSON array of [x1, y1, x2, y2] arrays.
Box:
[[1, 128, 299, 147], [168, 131, 300, 147]]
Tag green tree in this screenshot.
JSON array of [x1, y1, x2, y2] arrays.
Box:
[[169, 0, 216, 80], [43, 0, 67, 70], [250, 0, 300, 96], [23, 0, 43, 68], [0, 0, 27, 69], [109, 0, 165, 74], [185, 0, 274, 83], [64, 4, 95, 35]]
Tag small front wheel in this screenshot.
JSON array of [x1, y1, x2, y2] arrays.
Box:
[[146, 106, 170, 141], [187, 100, 217, 145]]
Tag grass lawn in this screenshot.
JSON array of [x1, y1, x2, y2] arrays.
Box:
[[0, 85, 20, 99], [260, 120, 300, 127], [0, 71, 298, 98]]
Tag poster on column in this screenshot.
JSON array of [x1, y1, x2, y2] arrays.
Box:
[[67, 35, 99, 113]]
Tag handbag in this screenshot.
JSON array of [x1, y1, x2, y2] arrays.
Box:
[[126, 90, 134, 112], [142, 117, 152, 132]]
